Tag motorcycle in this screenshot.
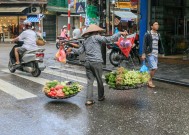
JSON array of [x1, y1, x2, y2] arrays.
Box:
[[8, 41, 46, 77], [107, 33, 140, 68], [56, 36, 66, 49], [59, 38, 84, 61]]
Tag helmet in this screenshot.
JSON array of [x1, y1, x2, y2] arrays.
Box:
[[62, 25, 67, 29], [23, 20, 31, 25], [23, 20, 32, 29]]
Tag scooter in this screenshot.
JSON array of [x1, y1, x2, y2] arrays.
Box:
[[8, 41, 46, 77], [106, 33, 140, 67], [61, 39, 84, 61], [56, 36, 67, 49]]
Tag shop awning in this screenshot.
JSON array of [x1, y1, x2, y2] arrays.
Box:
[[113, 11, 137, 20], [27, 16, 39, 22], [46, 6, 76, 13], [0, 7, 27, 13]]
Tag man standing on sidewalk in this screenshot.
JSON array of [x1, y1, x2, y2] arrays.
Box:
[[141, 21, 164, 88]]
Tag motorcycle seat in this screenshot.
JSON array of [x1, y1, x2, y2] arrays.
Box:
[[24, 48, 45, 55]]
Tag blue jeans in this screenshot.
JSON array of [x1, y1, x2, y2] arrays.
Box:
[[147, 55, 158, 70]]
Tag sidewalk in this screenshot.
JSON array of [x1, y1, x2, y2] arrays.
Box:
[[155, 57, 189, 86], [70, 53, 189, 87]]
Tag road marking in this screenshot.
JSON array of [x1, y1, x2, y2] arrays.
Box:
[[1, 68, 106, 87], [48, 65, 106, 79], [2, 69, 49, 85], [44, 69, 107, 86], [0, 79, 37, 100]]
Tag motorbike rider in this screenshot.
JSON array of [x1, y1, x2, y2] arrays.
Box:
[[60, 25, 68, 39], [11, 20, 39, 66]]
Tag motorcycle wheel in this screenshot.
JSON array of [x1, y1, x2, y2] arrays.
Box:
[[31, 68, 41, 77], [8, 61, 16, 73], [109, 50, 122, 67], [130, 51, 141, 67], [56, 42, 60, 49]]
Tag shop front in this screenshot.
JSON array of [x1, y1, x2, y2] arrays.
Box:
[[150, 0, 189, 56], [0, 6, 29, 42], [0, 1, 47, 42], [0, 16, 27, 41], [140, 0, 189, 58]]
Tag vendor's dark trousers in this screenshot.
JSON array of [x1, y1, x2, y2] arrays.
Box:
[[85, 61, 104, 101]]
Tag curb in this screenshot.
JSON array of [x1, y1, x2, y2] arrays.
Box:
[[153, 77, 189, 87], [67, 61, 189, 87]]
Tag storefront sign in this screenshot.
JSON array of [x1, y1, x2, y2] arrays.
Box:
[[115, 2, 137, 9]]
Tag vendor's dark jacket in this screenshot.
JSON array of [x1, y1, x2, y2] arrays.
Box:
[[142, 31, 164, 55]]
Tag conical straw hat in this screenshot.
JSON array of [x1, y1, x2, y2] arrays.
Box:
[[81, 24, 105, 37]]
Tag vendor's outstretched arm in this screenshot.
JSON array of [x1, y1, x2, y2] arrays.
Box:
[[69, 44, 84, 54], [95, 31, 128, 43]]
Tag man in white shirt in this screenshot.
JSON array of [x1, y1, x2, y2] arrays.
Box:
[[82, 25, 87, 34], [72, 26, 81, 39], [12, 20, 38, 65]]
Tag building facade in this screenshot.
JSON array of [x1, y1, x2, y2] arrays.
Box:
[[0, 0, 47, 41], [139, 0, 189, 56], [46, 0, 84, 41]]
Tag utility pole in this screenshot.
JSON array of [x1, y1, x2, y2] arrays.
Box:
[[106, 0, 110, 35], [68, 0, 71, 40], [99, 0, 107, 66], [111, 0, 115, 34]]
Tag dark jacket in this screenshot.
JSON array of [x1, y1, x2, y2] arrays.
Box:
[[142, 31, 164, 55]]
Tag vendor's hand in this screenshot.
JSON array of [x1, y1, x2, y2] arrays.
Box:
[[67, 48, 72, 52], [70, 43, 79, 48], [141, 54, 146, 61]]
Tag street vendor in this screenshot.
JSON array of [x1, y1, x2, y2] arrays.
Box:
[[67, 24, 128, 105]]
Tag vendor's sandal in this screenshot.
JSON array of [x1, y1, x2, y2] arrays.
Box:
[[147, 83, 156, 88], [85, 100, 95, 106], [98, 96, 105, 101]]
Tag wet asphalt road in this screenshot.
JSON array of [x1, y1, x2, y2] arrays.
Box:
[[0, 43, 189, 135]]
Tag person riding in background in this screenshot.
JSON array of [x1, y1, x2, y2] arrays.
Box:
[[72, 26, 81, 39], [11, 20, 38, 65], [60, 25, 68, 39]]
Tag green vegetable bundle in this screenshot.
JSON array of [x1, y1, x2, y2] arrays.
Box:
[[105, 67, 150, 90]]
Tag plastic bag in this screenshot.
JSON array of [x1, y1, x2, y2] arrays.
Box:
[[140, 61, 149, 73], [116, 37, 133, 58], [55, 45, 66, 63]]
